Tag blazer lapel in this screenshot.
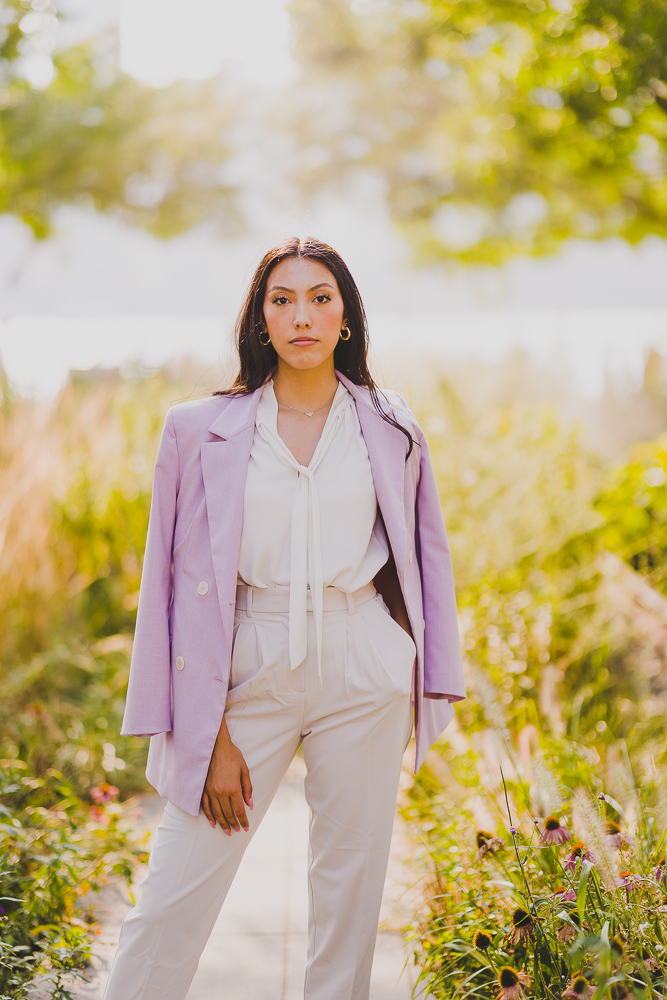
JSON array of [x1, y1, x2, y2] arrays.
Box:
[[337, 372, 409, 575], [201, 388, 263, 652]]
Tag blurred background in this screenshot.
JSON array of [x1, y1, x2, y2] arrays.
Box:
[[2, 1, 667, 996]]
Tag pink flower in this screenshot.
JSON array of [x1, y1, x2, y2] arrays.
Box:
[[617, 871, 638, 891], [475, 830, 506, 860], [505, 909, 535, 946], [557, 915, 586, 943], [551, 886, 576, 903], [541, 815, 571, 846], [563, 842, 595, 872], [654, 857, 665, 884], [557, 923, 578, 944], [496, 967, 531, 1000], [604, 821, 633, 850], [562, 974, 592, 1000], [90, 782, 119, 805]]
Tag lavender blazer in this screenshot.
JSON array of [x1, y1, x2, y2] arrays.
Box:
[[122, 372, 466, 815]]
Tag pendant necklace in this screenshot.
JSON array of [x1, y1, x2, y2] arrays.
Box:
[[276, 393, 336, 418]]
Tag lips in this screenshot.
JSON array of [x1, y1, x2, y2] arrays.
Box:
[[290, 337, 317, 345]]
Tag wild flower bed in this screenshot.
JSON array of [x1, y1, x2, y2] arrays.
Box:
[[406, 732, 667, 1000], [0, 761, 146, 1000]]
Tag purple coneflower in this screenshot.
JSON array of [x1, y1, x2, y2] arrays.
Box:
[[557, 914, 582, 943], [564, 841, 595, 872], [654, 856, 665, 884], [496, 966, 531, 1000], [476, 829, 506, 860], [541, 815, 571, 846], [617, 871, 637, 891], [636, 946, 659, 972], [609, 981, 631, 1000], [473, 930, 492, 952], [551, 886, 576, 902], [562, 974, 592, 1000], [90, 782, 119, 805], [506, 908, 535, 945], [604, 821, 632, 850]]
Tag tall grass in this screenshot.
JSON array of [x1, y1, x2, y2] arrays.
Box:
[[0, 367, 197, 998], [405, 376, 667, 1000]]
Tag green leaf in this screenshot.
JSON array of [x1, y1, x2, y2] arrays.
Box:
[[577, 859, 594, 927], [598, 793, 625, 820]]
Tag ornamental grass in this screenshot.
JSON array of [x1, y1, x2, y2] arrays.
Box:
[[405, 720, 667, 1000]]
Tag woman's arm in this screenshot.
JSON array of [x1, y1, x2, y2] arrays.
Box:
[[374, 549, 412, 638], [121, 409, 179, 737]]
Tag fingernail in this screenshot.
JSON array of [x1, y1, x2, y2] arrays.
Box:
[[225, 829, 232, 837], [248, 798, 254, 810], [209, 821, 215, 828]]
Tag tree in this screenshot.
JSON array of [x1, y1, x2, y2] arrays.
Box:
[[0, 0, 239, 238], [288, 0, 667, 265]]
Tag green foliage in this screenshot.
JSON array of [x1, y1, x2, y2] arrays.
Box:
[[0, 369, 197, 798], [597, 436, 667, 593], [0, 0, 239, 238], [418, 378, 667, 747], [0, 371, 189, 995], [404, 718, 667, 1000], [407, 374, 667, 997], [288, 0, 667, 264], [0, 760, 145, 999]]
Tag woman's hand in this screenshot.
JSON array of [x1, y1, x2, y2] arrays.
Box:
[[201, 717, 253, 835]]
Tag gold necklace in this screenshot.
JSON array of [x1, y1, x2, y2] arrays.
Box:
[[275, 392, 336, 418]]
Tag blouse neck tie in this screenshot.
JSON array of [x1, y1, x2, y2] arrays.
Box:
[[256, 381, 352, 682]]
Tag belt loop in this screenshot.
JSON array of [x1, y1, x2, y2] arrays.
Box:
[[247, 586, 254, 618], [346, 591, 355, 616]]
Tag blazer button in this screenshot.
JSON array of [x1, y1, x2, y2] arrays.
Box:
[[176, 656, 185, 671], [197, 581, 209, 596]]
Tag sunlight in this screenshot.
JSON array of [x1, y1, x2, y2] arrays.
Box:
[[119, 0, 296, 87]]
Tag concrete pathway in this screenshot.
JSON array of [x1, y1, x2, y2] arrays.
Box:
[[70, 756, 419, 1000]]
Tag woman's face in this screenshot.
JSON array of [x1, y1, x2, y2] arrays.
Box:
[[263, 257, 345, 373]]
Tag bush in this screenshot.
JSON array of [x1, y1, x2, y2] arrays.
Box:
[[0, 760, 145, 999]]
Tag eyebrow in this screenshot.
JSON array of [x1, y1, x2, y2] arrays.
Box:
[[268, 282, 335, 294]]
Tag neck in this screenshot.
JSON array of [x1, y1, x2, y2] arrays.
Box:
[[272, 360, 339, 408]]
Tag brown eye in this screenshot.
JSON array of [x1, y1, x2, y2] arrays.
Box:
[[315, 294, 331, 303], [272, 295, 289, 305]]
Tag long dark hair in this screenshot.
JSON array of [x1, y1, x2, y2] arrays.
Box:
[[215, 236, 415, 456]]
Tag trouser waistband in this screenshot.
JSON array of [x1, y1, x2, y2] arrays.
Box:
[[235, 581, 377, 616]]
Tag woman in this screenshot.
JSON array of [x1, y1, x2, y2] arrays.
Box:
[[104, 237, 466, 1000]]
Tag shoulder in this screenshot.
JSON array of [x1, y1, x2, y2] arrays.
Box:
[[373, 387, 423, 439], [167, 394, 232, 434]]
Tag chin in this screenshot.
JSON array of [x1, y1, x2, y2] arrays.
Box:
[[284, 352, 330, 370]]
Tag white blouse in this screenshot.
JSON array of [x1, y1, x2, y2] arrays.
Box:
[[237, 379, 389, 677]]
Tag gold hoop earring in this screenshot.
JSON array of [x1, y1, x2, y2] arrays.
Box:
[[339, 324, 351, 341], [259, 328, 271, 347]]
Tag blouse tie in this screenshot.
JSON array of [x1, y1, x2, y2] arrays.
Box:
[[255, 388, 352, 681]]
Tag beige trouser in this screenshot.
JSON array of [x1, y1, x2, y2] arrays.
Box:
[[104, 584, 415, 1000]]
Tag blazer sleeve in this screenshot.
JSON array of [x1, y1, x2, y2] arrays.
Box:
[[121, 409, 179, 737], [415, 424, 467, 702]]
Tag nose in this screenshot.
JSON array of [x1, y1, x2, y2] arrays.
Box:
[[293, 303, 311, 329]]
